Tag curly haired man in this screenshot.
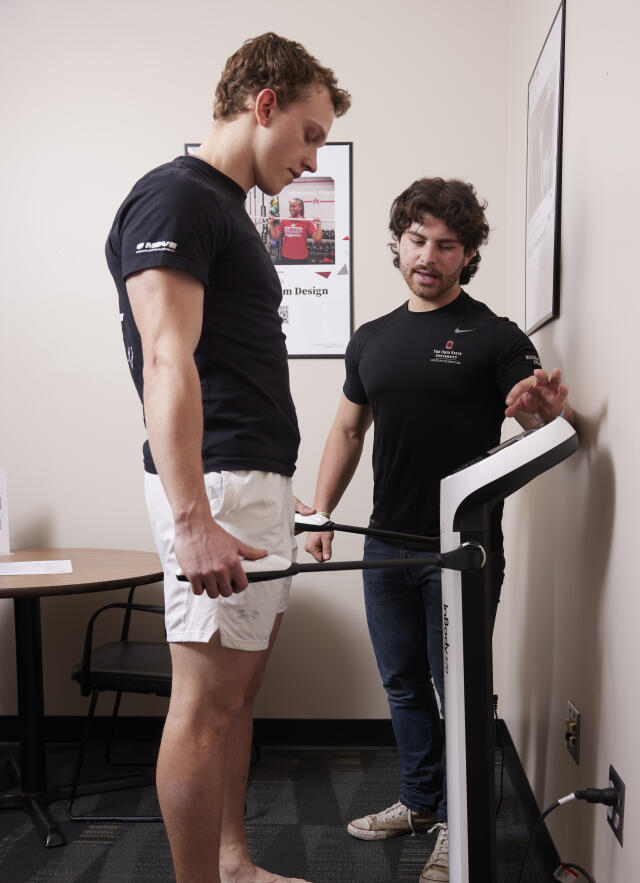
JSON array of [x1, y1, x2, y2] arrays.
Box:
[[306, 178, 573, 881]]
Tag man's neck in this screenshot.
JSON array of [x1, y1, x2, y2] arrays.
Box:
[[407, 285, 462, 313], [195, 118, 255, 193]]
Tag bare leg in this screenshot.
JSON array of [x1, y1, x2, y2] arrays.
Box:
[[217, 617, 279, 881], [157, 615, 310, 883]]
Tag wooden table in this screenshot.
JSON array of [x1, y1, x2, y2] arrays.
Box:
[[0, 548, 163, 846]]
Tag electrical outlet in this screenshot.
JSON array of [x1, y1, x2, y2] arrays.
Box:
[[565, 700, 580, 763], [607, 765, 625, 846]]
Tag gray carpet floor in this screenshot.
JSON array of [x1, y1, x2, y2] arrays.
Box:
[[0, 742, 550, 882]]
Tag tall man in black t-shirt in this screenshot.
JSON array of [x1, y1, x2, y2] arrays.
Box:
[[107, 33, 350, 883], [305, 178, 574, 882]]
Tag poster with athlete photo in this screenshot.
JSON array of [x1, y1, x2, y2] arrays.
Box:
[[185, 141, 353, 358]]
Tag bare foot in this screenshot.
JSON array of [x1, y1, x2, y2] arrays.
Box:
[[220, 863, 311, 883]]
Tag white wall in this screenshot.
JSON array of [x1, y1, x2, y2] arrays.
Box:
[[496, 0, 640, 878], [0, 0, 509, 719]]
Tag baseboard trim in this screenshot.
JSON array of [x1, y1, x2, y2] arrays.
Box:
[[497, 720, 561, 873], [255, 718, 396, 747], [0, 714, 166, 743], [0, 715, 396, 746]]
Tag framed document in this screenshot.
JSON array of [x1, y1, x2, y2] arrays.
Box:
[[525, 1, 565, 335]]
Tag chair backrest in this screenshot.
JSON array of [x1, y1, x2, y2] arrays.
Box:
[[73, 590, 170, 697]]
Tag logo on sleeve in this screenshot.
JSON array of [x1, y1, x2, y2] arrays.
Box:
[[136, 240, 177, 254]]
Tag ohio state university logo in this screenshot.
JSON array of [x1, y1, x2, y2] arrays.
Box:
[[430, 340, 463, 366]]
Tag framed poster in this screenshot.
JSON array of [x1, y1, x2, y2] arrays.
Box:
[[525, 1, 565, 335], [184, 141, 353, 358]]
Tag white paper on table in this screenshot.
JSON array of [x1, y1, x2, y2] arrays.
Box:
[[0, 560, 73, 576]]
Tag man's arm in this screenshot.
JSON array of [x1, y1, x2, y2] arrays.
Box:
[[505, 368, 575, 429], [268, 217, 282, 240], [126, 267, 266, 598], [305, 394, 373, 562], [310, 218, 322, 243]]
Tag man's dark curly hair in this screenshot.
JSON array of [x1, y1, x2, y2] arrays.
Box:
[[214, 32, 351, 120], [389, 178, 490, 285]]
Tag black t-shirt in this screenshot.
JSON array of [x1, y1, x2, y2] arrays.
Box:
[[343, 292, 541, 538], [106, 156, 300, 476]]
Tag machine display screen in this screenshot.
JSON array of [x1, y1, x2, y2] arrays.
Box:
[[485, 424, 542, 457], [453, 425, 543, 473]]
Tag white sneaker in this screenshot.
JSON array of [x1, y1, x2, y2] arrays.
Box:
[[347, 800, 437, 841], [419, 822, 448, 881]]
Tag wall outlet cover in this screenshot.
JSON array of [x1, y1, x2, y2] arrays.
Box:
[[607, 764, 625, 846]]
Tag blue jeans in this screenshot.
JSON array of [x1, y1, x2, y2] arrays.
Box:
[[363, 535, 504, 822]]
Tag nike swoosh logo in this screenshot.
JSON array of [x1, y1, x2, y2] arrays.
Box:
[[454, 327, 477, 333]]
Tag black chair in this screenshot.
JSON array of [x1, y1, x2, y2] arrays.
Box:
[[66, 586, 172, 822]]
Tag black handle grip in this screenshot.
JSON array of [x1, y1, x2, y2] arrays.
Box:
[[177, 543, 485, 584]]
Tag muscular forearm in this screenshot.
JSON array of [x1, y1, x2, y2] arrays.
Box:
[[313, 423, 365, 514], [142, 354, 210, 526]]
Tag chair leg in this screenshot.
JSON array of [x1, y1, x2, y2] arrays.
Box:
[[104, 691, 123, 765], [104, 692, 156, 768], [66, 689, 99, 819], [66, 689, 162, 823]]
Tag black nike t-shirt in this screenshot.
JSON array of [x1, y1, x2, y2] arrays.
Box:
[[106, 156, 300, 476], [343, 292, 541, 538]]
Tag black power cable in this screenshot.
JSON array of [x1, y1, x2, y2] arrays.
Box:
[[515, 788, 618, 883], [560, 862, 596, 883], [493, 695, 504, 818]]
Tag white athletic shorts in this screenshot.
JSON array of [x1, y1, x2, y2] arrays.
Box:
[[144, 469, 296, 650]]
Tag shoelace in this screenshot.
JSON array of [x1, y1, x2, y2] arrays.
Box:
[[371, 801, 404, 822], [367, 800, 411, 827], [427, 823, 448, 859]]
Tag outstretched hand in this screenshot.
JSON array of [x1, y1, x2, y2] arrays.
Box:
[[505, 368, 568, 422], [293, 496, 315, 534]]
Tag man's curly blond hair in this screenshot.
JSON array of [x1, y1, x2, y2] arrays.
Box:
[[213, 32, 351, 120]]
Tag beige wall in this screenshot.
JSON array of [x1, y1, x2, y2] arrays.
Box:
[[496, 0, 640, 878], [0, 0, 509, 719]]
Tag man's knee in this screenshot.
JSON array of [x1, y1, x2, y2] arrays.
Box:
[[383, 672, 433, 705], [170, 661, 262, 723], [168, 686, 247, 738]]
